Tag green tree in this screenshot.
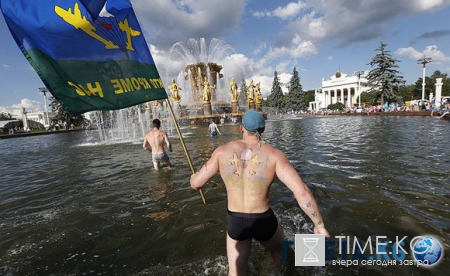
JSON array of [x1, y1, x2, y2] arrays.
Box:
[[285, 67, 305, 111], [4, 120, 23, 130], [327, 102, 345, 111], [429, 70, 450, 97], [358, 91, 379, 105], [304, 90, 315, 106], [366, 42, 405, 106], [0, 112, 14, 120], [397, 84, 415, 103], [267, 71, 285, 112], [412, 76, 434, 100], [49, 96, 85, 127]]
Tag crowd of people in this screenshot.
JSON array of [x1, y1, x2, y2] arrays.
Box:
[[314, 97, 450, 119]]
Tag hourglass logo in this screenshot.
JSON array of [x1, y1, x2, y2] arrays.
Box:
[[295, 234, 326, 266]]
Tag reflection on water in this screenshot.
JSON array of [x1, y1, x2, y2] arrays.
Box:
[[0, 116, 449, 275]]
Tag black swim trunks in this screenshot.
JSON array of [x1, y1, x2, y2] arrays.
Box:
[[227, 208, 278, 241]]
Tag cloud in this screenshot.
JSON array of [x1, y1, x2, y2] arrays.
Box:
[[0, 98, 42, 119], [410, 0, 450, 11], [247, 72, 292, 98], [246, 75, 272, 98], [259, 38, 317, 65], [2, 64, 10, 68], [396, 45, 450, 63], [410, 30, 450, 44], [252, 42, 267, 55], [133, 0, 246, 49], [279, 73, 292, 94], [264, 0, 450, 51], [128, 0, 450, 100], [252, 1, 306, 20]]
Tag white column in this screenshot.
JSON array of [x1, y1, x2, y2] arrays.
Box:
[[421, 66, 426, 100], [347, 88, 351, 107], [339, 89, 344, 103], [435, 78, 443, 108], [22, 107, 29, 130]]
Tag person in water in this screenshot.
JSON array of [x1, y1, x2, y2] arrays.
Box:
[[143, 119, 173, 170], [208, 120, 221, 137], [190, 109, 330, 275]]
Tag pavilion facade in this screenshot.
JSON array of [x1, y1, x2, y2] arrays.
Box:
[[309, 71, 370, 111]]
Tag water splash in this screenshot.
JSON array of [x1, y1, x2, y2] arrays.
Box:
[[168, 38, 237, 109], [83, 102, 175, 144], [169, 38, 235, 64]]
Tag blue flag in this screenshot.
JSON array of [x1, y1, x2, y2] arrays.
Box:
[[0, 0, 167, 115]]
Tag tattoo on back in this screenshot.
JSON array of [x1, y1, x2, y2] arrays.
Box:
[[229, 153, 240, 176]]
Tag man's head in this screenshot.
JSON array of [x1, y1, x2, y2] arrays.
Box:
[[153, 119, 161, 129], [242, 109, 265, 134]]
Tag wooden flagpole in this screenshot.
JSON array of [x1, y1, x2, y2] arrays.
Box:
[[164, 99, 206, 204]]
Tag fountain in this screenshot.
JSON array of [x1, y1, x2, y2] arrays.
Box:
[[167, 38, 244, 122], [83, 102, 173, 144], [84, 38, 256, 143]]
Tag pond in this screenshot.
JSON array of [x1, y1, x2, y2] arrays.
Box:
[[0, 115, 449, 275]]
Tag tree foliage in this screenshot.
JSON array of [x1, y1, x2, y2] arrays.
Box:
[[267, 71, 285, 112], [327, 102, 345, 111], [285, 67, 306, 111], [3, 120, 23, 130], [304, 90, 315, 106], [366, 42, 405, 106], [359, 91, 381, 105], [398, 84, 415, 103], [0, 112, 14, 120], [49, 96, 85, 126], [430, 70, 450, 96]]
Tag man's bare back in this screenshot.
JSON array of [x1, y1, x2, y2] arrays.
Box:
[[190, 109, 329, 275], [214, 139, 278, 213], [144, 129, 168, 153], [143, 119, 172, 170]]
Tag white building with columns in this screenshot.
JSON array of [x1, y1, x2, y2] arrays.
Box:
[[25, 111, 57, 127], [309, 71, 370, 111]]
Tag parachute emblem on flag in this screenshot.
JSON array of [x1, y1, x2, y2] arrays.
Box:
[[55, 2, 141, 57]]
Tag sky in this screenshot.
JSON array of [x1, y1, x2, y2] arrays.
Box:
[[1, 0, 450, 118]]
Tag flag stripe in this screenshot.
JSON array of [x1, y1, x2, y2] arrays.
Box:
[[1, 0, 167, 115]]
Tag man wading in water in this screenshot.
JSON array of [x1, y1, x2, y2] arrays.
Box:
[[143, 119, 173, 170], [190, 109, 330, 275]]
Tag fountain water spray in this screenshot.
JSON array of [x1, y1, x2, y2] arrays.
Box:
[[84, 38, 243, 144]]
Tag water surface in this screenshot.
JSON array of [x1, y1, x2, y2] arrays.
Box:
[[1, 115, 449, 275]]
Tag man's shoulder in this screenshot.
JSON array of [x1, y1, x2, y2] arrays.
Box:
[[262, 143, 286, 158], [214, 140, 241, 151]]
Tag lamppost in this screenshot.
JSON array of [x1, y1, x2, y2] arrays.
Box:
[[355, 71, 364, 108], [38, 87, 50, 127], [417, 57, 432, 100]]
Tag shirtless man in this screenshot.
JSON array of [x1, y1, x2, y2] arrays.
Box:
[[143, 119, 173, 170], [208, 120, 221, 137], [190, 109, 330, 275]]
